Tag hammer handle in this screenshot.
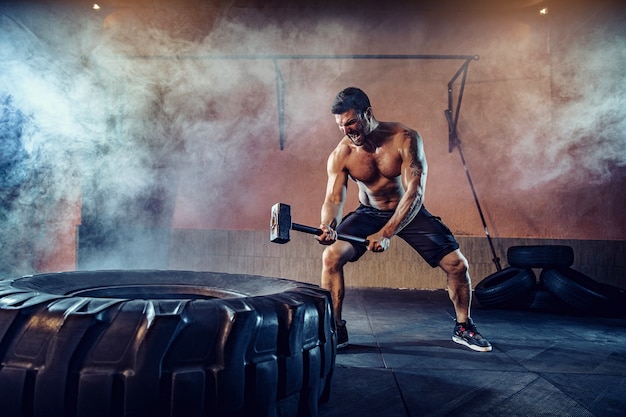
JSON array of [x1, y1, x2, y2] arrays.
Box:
[[292, 223, 369, 246]]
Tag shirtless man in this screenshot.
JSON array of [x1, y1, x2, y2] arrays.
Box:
[[317, 87, 492, 352]]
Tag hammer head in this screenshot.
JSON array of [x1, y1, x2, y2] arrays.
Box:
[[270, 203, 291, 244]]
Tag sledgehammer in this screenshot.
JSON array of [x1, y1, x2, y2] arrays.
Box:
[[270, 203, 369, 246]]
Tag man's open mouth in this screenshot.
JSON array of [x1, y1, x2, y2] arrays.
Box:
[[348, 132, 362, 143]]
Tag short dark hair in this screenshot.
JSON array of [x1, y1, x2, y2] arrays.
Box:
[[331, 87, 371, 115]]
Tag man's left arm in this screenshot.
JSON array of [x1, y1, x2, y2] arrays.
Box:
[[372, 130, 428, 251]]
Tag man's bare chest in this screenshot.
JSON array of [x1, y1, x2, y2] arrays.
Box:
[[345, 149, 401, 184]]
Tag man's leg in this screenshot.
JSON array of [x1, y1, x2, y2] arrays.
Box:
[[440, 249, 492, 352], [439, 249, 471, 323], [321, 241, 356, 323], [321, 241, 357, 348]]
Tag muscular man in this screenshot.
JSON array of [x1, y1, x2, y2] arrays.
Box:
[[317, 87, 491, 352]]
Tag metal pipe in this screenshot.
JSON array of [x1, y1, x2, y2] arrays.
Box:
[[445, 109, 502, 271], [273, 60, 286, 150], [121, 54, 480, 61]]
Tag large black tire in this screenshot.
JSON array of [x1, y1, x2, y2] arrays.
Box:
[[540, 267, 615, 315], [507, 245, 574, 269], [0, 270, 336, 417], [474, 267, 536, 309]]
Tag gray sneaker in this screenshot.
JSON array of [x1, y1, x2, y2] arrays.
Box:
[[452, 318, 492, 352]]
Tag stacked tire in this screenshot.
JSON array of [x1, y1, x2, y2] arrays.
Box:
[[0, 270, 336, 417], [475, 245, 624, 316]]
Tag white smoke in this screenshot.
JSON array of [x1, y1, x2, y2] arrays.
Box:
[[511, 18, 626, 190], [0, 2, 346, 273]]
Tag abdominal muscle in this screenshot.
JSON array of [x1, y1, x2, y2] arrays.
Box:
[[356, 178, 403, 212]]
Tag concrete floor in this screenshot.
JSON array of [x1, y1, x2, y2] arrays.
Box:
[[318, 288, 626, 417]]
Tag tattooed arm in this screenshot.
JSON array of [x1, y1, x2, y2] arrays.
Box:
[[372, 129, 428, 250]]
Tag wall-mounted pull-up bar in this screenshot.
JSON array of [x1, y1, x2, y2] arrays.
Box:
[[263, 54, 479, 150], [122, 53, 478, 151]]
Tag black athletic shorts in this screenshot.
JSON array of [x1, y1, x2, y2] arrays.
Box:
[[335, 204, 460, 268]]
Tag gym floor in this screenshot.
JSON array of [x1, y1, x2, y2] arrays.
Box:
[[318, 287, 626, 417]]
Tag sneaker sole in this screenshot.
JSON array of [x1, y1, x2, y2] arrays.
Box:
[[337, 340, 349, 349], [452, 335, 492, 352]]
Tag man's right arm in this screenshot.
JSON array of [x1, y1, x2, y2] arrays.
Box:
[[318, 148, 348, 244]]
